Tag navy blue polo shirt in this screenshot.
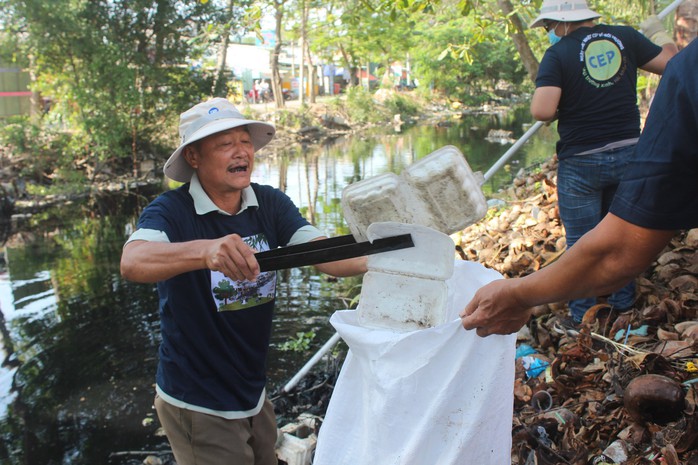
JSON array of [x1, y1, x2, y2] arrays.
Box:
[[135, 180, 312, 417]]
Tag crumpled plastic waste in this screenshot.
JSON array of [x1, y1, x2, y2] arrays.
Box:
[[614, 324, 649, 341], [601, 439, 629, 463], [591, 458, 614, 465], [521, 356, 549, 379], [515, 343, 536, 359], [535, 426, 552, 447], [516, 344, 550, 379]]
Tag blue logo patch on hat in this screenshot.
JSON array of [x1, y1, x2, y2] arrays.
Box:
[[208, 107, 219, 114]]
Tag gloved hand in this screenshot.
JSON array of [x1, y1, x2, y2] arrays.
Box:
[[640, 15, 674, 46]]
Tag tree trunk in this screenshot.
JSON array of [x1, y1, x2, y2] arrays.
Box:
[[271, 0, 285, 109], [28, 54, 42, 119], [305, 40, 316, 103], [152, 1, 174, 69], [676, 0, 698, 49], [299, 0, 307, 104], [338, 44, 359, 87], [212, 0, 234, 97], [497, 0, 539, 82]]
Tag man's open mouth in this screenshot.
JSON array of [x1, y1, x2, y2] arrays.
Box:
[[229, 165, 248, 173]]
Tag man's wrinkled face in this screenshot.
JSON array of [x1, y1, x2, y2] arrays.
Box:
[[184, 126, 255, 193]]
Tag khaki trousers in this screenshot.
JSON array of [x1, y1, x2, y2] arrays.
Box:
[[154, 395, 278, 465]]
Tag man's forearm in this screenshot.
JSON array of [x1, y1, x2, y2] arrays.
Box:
[[517, 214, 675, 307], [120, 240, 210, 283], [315, 256, 367, 277]]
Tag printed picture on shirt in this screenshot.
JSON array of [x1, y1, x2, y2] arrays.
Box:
[[580, 32, 628, 88], [210, 233, 276, 311]]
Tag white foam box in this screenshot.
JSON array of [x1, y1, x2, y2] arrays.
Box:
[[403, 145, 488, 233], [276, 432, 316, 465], [341, 172, 414, 242], [357, 223, 455, 332], [276, 414, 319, 465], [341, 145, 487, 241]]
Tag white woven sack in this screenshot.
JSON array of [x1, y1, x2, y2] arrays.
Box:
[[314, 260, 516, 465]]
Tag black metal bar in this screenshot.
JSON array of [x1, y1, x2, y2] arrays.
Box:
[[256, 233, 414, 272], [254, 234, 357, 260]]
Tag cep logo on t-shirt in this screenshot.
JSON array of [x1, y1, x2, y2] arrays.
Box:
[[580, 33, 627, 88], [210, 233, 277, 311]]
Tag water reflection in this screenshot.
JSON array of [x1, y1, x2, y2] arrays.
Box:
[[0, 110, 556, 464]]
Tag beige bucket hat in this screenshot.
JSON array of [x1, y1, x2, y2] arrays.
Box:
[[164, 98, 276, 182], [530, 0, 602, 28]]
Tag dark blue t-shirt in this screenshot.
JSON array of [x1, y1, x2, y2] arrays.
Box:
[[137, 183, 310, 413], [536, 24, 662, 158], [610, 39, 698, 230]]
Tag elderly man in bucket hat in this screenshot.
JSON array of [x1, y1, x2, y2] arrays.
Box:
[[527, 0, 677, 329], [120, 98, 367, 465]]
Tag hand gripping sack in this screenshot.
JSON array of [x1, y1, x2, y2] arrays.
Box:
[[314, 260, 516, 465]]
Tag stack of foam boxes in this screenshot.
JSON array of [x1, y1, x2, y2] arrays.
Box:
[[341, 145, 488, 331], [356, 222, 455, 331], [275, 413, 321, 465]]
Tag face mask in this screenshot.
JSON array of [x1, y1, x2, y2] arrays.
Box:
[[548, 29, 561, 45]]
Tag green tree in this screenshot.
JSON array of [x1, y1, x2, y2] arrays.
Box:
[[409, 7, 527, 103], [304, 0, 416, 91], [0, 0, 243, 187], [386, 0, 689, 100]]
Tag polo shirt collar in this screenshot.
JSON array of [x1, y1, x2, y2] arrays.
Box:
[[189, 173, 259, 216]]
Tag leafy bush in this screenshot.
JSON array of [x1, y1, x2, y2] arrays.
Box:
[[274, 105, 314, 129], [344, 85, 383, 124], [279, 331, 316, 352], [0, 116, 75, 184], [383, 92, 421, 118], [0, 116, 34, 153]]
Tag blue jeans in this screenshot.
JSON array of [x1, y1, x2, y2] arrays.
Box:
[[557, 145, 636, 322]]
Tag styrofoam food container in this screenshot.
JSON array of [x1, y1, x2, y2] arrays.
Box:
[[358, 273, 449, 332], [364, 222, 454, 280], [341, 145, 487, 241], [403, 145, 487, 234], [357, 222, 455, 332], [341, 173, 413, 242]]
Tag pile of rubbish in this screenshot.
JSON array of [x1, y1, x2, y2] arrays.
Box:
[[454, 158, 698, 464]]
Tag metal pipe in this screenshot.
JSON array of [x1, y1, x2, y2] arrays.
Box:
[[482, 120, 545, 183], [658, 0, 684, 19], [282, 331, 342, 393]]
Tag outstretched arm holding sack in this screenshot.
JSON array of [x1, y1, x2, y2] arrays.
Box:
[[460, 215, 675, 337]]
